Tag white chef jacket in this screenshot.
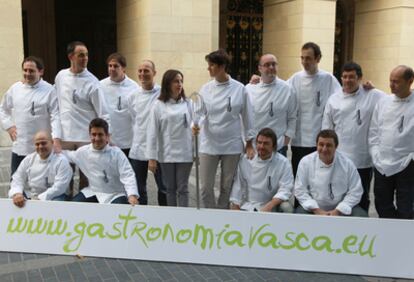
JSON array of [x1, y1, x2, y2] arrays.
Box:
[[322, 86, 386, 168], [64, 144, 139, 203], [147, 98, 193, 163], [9, 151, 72, 200], [199, 77, 255, 155], [369, 91, 414, 176], [246, 77, 297, 150], [54, 68, 110, 142], [129, 85, 160, 161], [100, 75, 139, 149], [230, 152, 294, 211], [288, 69, 341, 147], [294, 151, 363, 215], [0, 80, 62, 156]]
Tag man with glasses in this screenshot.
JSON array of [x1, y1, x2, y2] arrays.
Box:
[[295, 129, 366, 217], [369, 65, 414, 219], [0, 56, 61, 175], [246, 54, 297, 157], [322, 62, 385, 212]]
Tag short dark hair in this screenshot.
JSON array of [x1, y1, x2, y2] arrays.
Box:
[[159, 69, 186, 102], [89, 118, 109, 135], [316, 129, 338, 147], [342, 61, 363, 78], [205, 49, 231, 72], [398, 65, 414, 81], [257, 128, 277, 151], [302, 42, 322, 59], [106, 53, 127, 68], [67, 41, 86, 55], [22, 56, 44, 71]]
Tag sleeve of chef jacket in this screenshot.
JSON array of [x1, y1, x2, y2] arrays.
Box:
[[229, 156, 248, 205], [335, 163, 363, 215], [90, 85, 111, 133], [321, 98, 335, 130], [241, 87, 255, 141], [274, 160, 294, 201], [48, 88, 62, 139], [146, 102, 160, 161], [368, 102, 381, 164], [116, 149, 139, 197], [294, 157, 319, 211], [38, 156, 73, 201], [9, 155, 31, 198], [285, 88, 297, 139], [0, 87, 14, 130]]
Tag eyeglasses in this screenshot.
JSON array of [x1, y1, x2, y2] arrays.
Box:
[[398, 116, 404, 133]]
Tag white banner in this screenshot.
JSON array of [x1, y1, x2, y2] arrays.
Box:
[[0, 199, 412, 279]]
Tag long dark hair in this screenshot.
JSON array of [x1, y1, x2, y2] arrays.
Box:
[[159, 69, 186, 102]]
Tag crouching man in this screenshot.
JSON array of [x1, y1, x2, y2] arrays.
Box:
[[230, 128, 294, 212], [294, 129, 367, 217], [65, 118, 139, 205], [9, 131, 72, 207]]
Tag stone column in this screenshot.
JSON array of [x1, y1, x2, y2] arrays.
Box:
[[263, 0, 337, 80], [0, 0, 24, 147], [117, 0, 219, 93], [353, 0, 414, 92]]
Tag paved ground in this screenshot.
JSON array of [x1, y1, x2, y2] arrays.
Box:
[[0, 146, 410, 282]]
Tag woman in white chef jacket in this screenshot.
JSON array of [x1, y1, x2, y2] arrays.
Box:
[[147, 69, 193, 207]]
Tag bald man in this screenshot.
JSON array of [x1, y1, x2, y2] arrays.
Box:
[[9, 131, 72, 207], [369, 65, 414, 219]]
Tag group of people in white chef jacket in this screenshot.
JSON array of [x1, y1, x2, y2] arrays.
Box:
[[2, 40, 413, 220]]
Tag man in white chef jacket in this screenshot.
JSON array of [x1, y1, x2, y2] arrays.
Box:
[[9, 131, 72, 207], [369, 65, 414, 219], [287, 42, 341, 178], [100, 52, 139, 158], [66, 118, 139, 205], [245, 54, 297, 157], [230, 128, 294, 212], [54, 41, 110, 193], [294, 129, 366, 217], [129, 60, 167, 206], [322, 62, 386, 212], [0, 56, 62, 176]]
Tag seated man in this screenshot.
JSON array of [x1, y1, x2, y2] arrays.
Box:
[[230, 128, 294, 212], [9, 131, 72, 207], [65, 118, 139, 205], [294, 129, 366, 217]]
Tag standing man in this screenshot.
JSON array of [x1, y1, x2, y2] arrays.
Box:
[[54, 41, 110, 193], [288, 42, 341, 177], [246, 54, 297, 156], [66, 118, 139, 205], [9, 131, 72, 207], [0, 56, 61, 175], [230, 128, 294, 212], [128, 60, 166, 206], [295, 130, 366, 217], [369, 65, 414, 219], [100, 53, 140, 157], [322, 62, 385, 212], [195, 49, 255, 209]]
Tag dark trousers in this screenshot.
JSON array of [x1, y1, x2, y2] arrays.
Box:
[[357, 167, 373, 212], [130, 159, 167, 206], [374, 161, 414, 219], [278, 146, 287, 157], [72, 193, 128, 204], [121, 148, 131, 162], [291, 146, 317, 208], [11, 152, 26, 177]]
